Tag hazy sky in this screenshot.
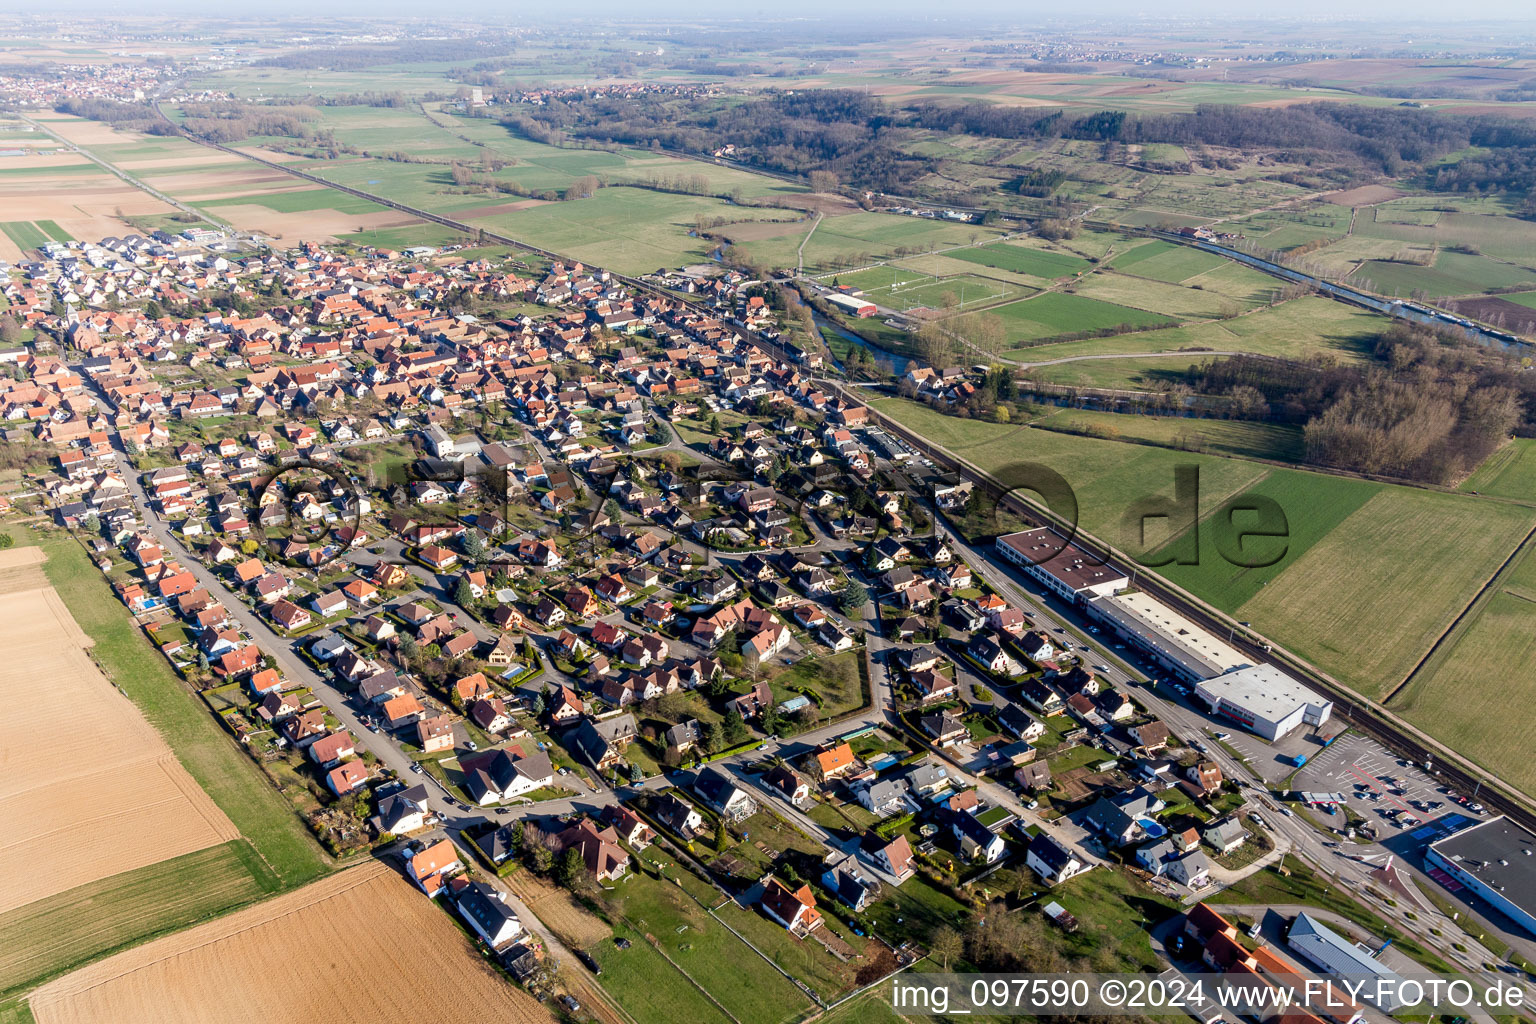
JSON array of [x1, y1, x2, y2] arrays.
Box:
[[13, 0, 1536, 21]]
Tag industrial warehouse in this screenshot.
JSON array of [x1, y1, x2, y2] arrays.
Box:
[[1194, 664, 1334, 741], [995, 529, 1332, 741], [1426, 817, 1536, 938], [1088, 590, 1250, 683], [995, 528, 1129, 604]]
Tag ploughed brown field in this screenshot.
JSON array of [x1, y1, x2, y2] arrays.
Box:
[[0, 548, 238, 915], [29, 861, 555, 1024]]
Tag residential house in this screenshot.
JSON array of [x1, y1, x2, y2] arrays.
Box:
[[570, 714, 637, 769], [553, 819, 630, 881], [416, 715, 456, 753], [456, 880, 525, 953], [860, 832, 915, 883], [405, 838, 462, 898], [692, 766, 757, 823], [759, 877, 822, 935], [1026, 832, 1088, 885]]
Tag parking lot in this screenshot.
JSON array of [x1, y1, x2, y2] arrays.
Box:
[[1292, 731, 1480, 835]]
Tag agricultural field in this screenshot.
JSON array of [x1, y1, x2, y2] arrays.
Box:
[[27, 863, 549, 1024], [970, 290, 1176, 346], [872, 396, 1536, 716], [0, 842, 273, 998], [1389, 541, 1536, 795], [1012, 296, 1388, 365], [1232, 488, 1535, 697], [0, 530, 333, 1002], [740, 210, 1005, 273], [0, 147, 178, 260], [1034, 408, 1305, 462], [1027, 354, 1208, 391], [1459, 438, 1536, 499], [1352, 250, 1536, 299], [0, 546, 240, 917], [1075, 270, 1268, 320], [1108, 239, 1229, 282]]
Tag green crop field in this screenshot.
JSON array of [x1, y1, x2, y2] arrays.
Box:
[[0, 221, 50, 251], [1460, 438, 1536, 499], [975, 290, 1175, 345], [33, 220, 70, 242], [1008, 296, 1386, 363], [1389, 543, 1536, 795], [0, 841, 273, 997], [193, 187, 388, 216], [1035, 408, 1304, 462], [1157, 468, 1382, 611], [1110, 241, 1229, 283], [1234, 488, 1535, 697], [946, 241, 1090, 278]]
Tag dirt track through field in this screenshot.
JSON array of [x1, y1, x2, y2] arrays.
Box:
[[0, 548, 237, 915], [30, 861, 557, 1024]]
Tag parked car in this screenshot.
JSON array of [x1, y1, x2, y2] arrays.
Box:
[[577, 950, 601, 975]]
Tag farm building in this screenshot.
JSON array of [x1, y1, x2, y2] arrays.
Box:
[[1193, 664, 1332, 741]]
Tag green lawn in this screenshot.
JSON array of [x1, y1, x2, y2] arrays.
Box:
[[946, 242, 1090, 278], [0, 841, 274, 998], [598, 849, 813, 1024], [715, 901, 859, 1000], [970, 291, 1175, 346]]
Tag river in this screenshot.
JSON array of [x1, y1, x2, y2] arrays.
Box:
[[815, 312, 913, 375]]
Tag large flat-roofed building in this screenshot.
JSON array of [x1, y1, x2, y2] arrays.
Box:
[[1088, 591, 1250, 682], [1426, 816, 1536, 937], [996, 528, 1128, 604], [1193, 664, 1332, 741]]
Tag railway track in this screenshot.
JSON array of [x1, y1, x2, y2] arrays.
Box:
[[158, 106, 1536, 836], [842, 386, 1536, 838]]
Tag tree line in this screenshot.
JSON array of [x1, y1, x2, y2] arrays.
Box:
[[1193, 323, 1530, 483]]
